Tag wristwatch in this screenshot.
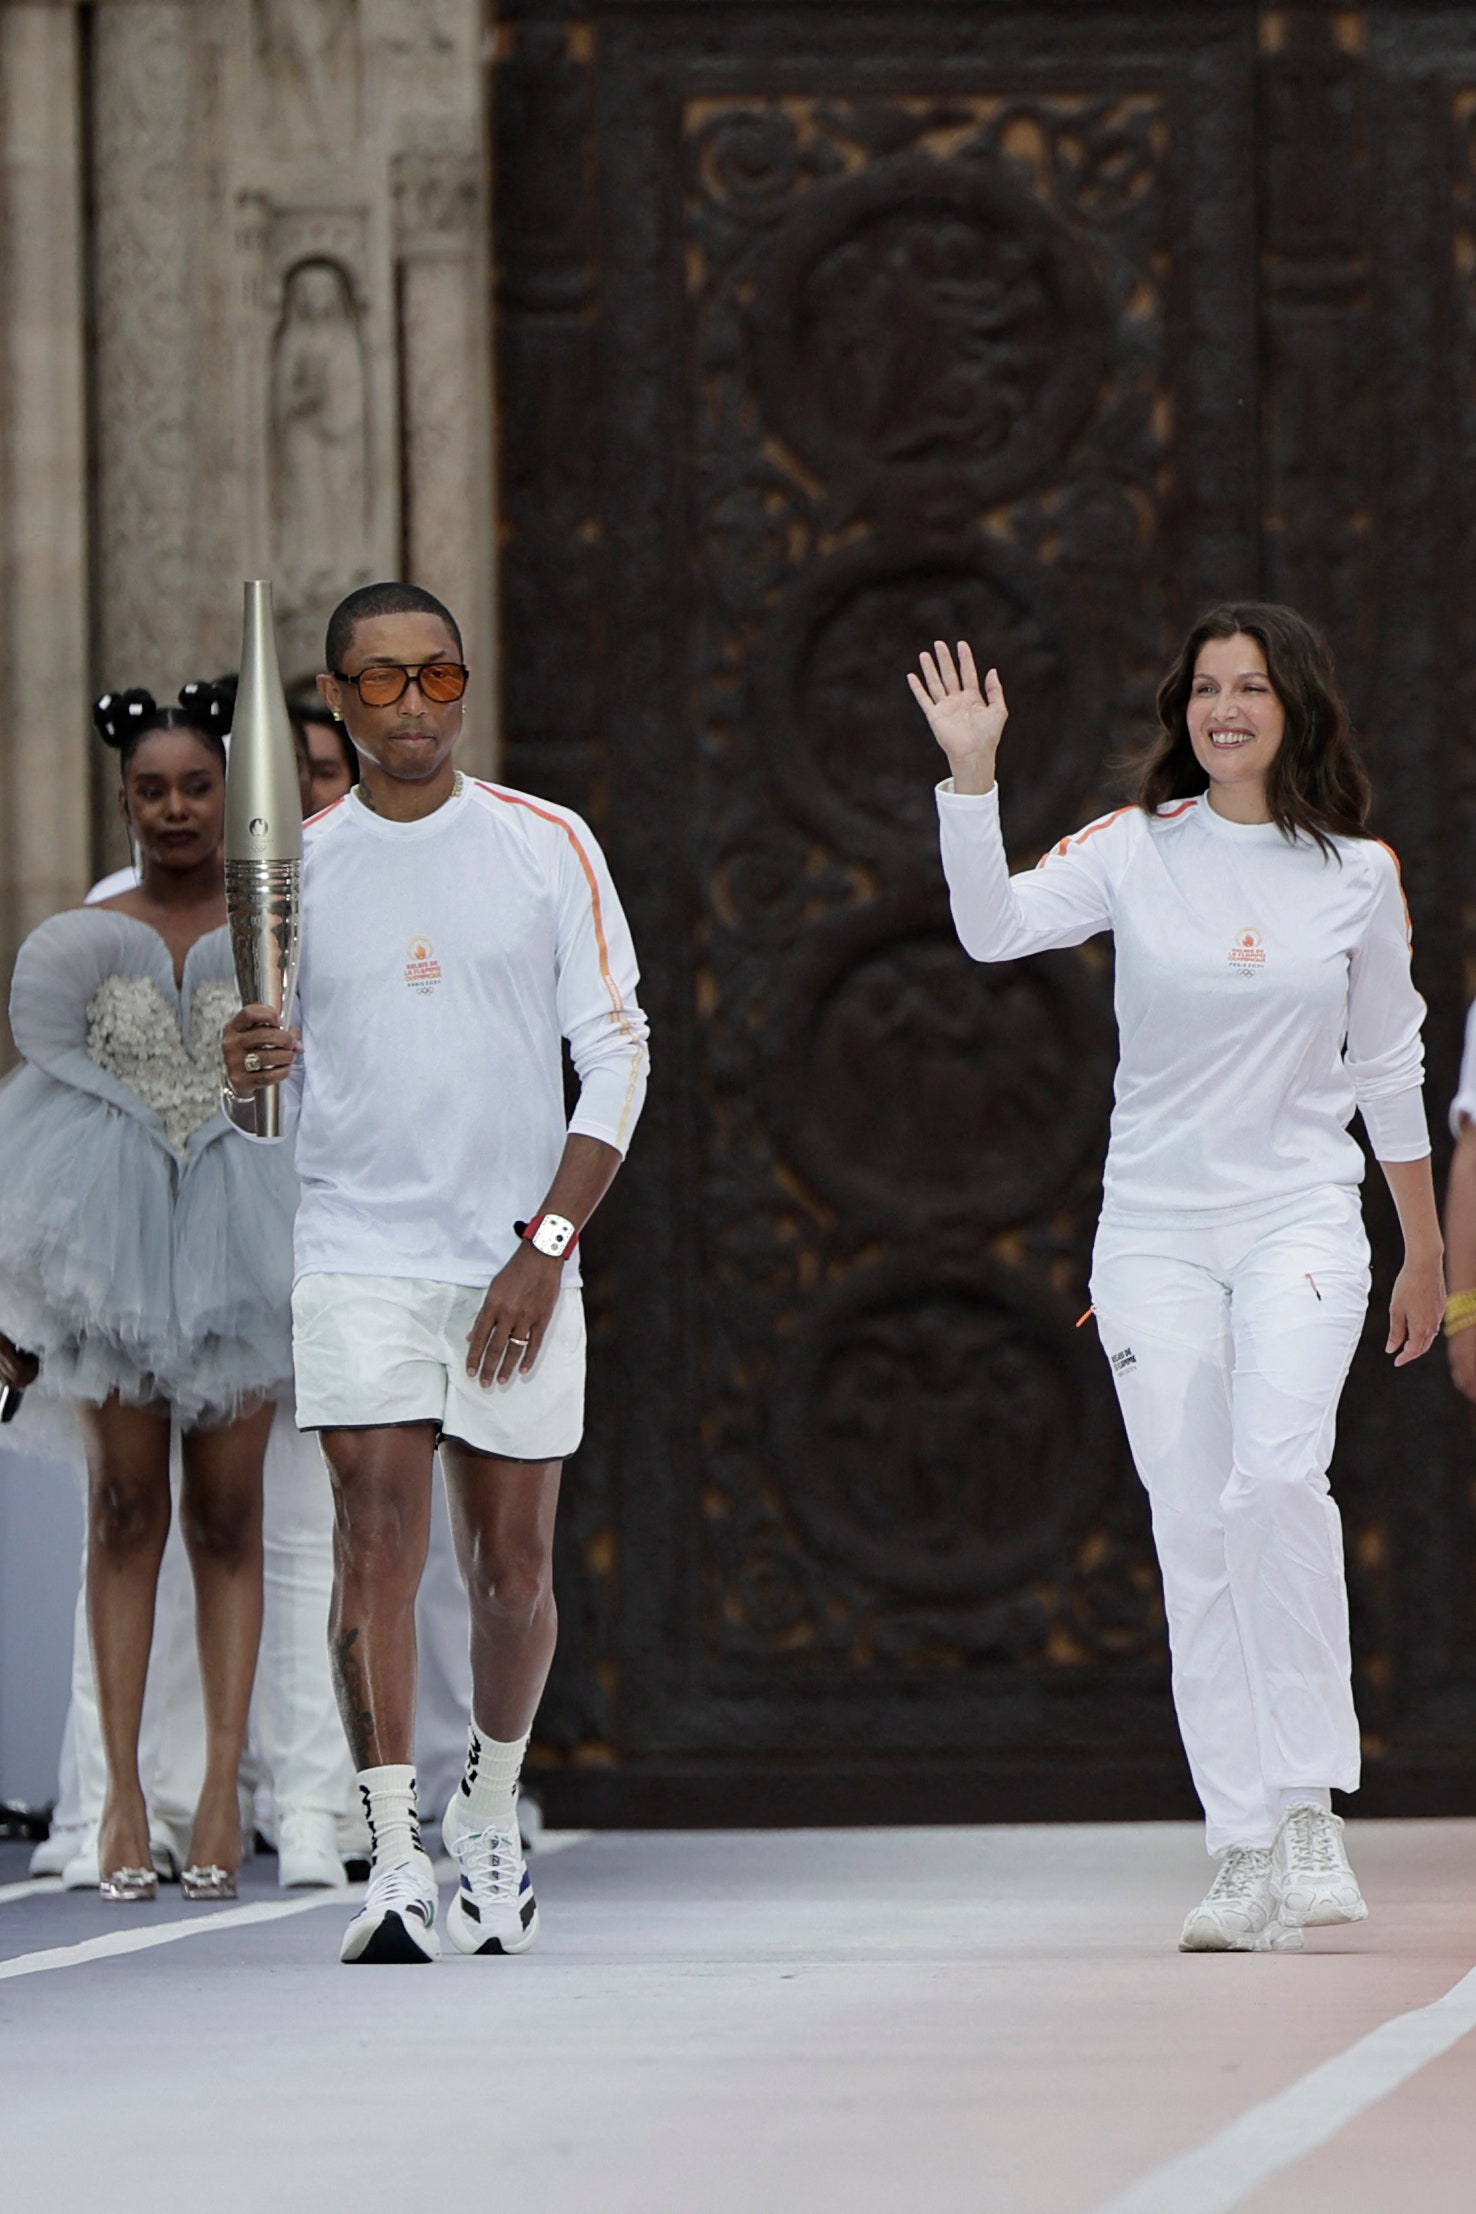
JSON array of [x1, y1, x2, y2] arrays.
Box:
[[516, 1212, 579, 1259]]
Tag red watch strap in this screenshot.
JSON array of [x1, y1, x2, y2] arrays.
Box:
[[515, 1214, 580, 1250]]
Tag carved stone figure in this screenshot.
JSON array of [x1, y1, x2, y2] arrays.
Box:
[[269, 257, 370, 616], [255, 0, 361, 148]]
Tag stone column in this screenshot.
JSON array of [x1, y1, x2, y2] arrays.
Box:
[[396, 148, 497, 779], [0, 2, 91, 1051], [90, 1, 200, 693], [89, 0, 202, 871]]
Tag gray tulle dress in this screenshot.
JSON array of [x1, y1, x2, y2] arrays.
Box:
[[0, 909, 296, 1447]]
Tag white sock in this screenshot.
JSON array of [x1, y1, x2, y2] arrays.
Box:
[[356, 1765, 423, 1869], [1274, 1788, 1332, 1824], [458, 1722, 529, 1831]]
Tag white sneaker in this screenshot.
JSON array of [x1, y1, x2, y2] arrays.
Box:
[[1273, 1804, 1367, 1928], [278, 1809, 347, 1890], [1179, 1846, 1304, 1952], [337, 1807, 373, 1866], [59, 1813, 187, 1888], [339, 1853, 440, 1963], [29, 1824, 85, 1878], [149, 1823, 186, 1881], [60, 1830, 99, 1890], [443, 1789, 540, 1956]]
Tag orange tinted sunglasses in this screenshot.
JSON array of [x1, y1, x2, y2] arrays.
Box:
[[332, 660, 468, 708]]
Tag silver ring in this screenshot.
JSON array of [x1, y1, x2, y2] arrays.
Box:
[[509, 1335, 531, 1346], [243, 1051, 262, 1073]]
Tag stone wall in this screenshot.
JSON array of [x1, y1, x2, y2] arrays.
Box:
[[0, 0, 495, 1029], [0, 6, 90, 1014]]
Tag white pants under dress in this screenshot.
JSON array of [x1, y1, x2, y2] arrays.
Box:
[[1090, 1186, 1369, 1856]]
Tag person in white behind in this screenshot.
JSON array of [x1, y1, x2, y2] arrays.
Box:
[[912, 604, 1444, 1953], [1440, 1007, 1476, 1402]]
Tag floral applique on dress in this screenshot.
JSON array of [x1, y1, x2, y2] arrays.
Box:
[[86, 975, 239, 1154]]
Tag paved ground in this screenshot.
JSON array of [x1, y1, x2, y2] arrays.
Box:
[[1, 1821, 1473, 2213]]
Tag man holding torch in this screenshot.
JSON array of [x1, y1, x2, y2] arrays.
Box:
[[223, 581, 649, 1963]]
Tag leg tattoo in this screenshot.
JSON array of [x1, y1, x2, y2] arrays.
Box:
[[331, 1625, 377, 1768]]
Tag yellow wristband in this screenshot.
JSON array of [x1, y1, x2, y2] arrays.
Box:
[[1445, 1288, 1476, 1328], [1445, 1310, 1476, 1339]]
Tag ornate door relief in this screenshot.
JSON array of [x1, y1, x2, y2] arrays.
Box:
[[501, 2, 1266, 1817], [496, 3, 1476, 1823]]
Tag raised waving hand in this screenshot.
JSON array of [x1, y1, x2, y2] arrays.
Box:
[[907, 639, 1007, 796]]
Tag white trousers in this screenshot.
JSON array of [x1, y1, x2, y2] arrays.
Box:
[[247, 1419, 359, 1839], [413, 1465, 477, 1818], [1090, 1187, 1369, 1856]]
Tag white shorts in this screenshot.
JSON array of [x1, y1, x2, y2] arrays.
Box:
[[291, 1274, 586, 1460]]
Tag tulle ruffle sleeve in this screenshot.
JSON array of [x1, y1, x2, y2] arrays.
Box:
[[9, 907, 179, 1146], [0, 910, 296, 1442]]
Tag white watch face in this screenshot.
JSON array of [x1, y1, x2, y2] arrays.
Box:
[[531, 1214, 575, 1257]]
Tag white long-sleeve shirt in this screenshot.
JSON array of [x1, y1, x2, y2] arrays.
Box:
[[937, 783, 1428, 1225], [1450, 1003, 1476, 1134], [250, 777, 648, 1287]]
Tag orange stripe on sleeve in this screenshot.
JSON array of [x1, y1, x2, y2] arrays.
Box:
[[1037, 804, 1137, 867], [475, 782, 628, 1017], [303, 794, 350, 830], [474, 784, 648, 1147]]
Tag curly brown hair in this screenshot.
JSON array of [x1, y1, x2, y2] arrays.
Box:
[[1137, 602, 1370, 856]]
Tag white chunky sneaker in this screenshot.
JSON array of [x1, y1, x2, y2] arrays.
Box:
[[60, 1829, 100, 1891], [1179, 1846, 1304, 1953], [278, 1809, 347, 1891], [1273, 1804, 1367, 1928], [29, 1824, 85, 1879], [443, 1789, 539, 1956], [339, 1853, 440, 1963]]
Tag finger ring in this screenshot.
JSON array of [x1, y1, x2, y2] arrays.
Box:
[[243, 1052, 262, 1073], [509, 1335, 531, 1346]]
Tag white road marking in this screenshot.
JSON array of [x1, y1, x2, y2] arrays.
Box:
[[1092, 1963, 1476, 2214], [0, 1887, 358, 1981], [0, 1877, 62, 1906]]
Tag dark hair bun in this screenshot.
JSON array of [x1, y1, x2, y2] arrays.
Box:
[[177, 674, 237, 732], [93, 688, 158, 749]]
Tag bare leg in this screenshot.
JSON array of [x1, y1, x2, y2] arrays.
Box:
[[178, 1401, 274, 1872], [320, 1425, 437, 1768], [440, 1446, 561, 1740], [76, 1396, 171, 1878]]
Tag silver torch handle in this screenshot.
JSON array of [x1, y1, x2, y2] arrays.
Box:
[[224, 577, 303, 1142], [225, 857, 301, 1139]]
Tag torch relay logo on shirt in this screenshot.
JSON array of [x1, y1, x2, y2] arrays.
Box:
[[1229, 927, 1266, 972], [404, 936, 443, 995]]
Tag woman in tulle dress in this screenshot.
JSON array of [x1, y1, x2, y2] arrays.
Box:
[[0, 683, 297, 1901]]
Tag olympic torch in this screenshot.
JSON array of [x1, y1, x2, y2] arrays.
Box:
[[225, 579, 302, 1139]]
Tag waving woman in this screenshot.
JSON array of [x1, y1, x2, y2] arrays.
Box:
[[912, 606, 1443, 1953], [0, 684, 297, 1901]]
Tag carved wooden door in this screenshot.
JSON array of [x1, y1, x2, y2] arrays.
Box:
[[497, 4, 1476, 1823]]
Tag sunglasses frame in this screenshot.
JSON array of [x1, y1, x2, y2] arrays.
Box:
[[330, 659, 469, 707]]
